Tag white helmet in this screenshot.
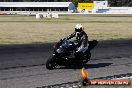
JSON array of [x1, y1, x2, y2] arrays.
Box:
[[75, 24, 84, 32]]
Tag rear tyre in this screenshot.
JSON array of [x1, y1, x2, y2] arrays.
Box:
[[46, 56, 57, 70]]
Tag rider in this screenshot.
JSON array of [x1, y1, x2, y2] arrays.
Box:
[[66, 24, 89, 62]]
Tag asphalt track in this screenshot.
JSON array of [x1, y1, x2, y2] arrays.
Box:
[[0, 39, 132, 88]]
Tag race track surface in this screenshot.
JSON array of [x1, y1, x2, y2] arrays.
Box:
[[0, 39, 132, 88]]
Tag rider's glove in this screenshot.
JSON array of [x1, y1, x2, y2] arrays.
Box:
[[63, 38, 68, 40]]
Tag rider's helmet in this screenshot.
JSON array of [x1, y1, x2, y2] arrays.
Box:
[[75, 24, 84, 32]]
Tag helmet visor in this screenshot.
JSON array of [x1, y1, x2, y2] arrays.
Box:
[[75, 28, 82, 32]]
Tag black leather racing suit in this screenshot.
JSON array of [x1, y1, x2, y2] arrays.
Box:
[[67, 31, 89, 53]]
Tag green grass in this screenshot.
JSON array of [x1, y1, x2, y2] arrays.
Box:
[[0, 15, 132, 45]]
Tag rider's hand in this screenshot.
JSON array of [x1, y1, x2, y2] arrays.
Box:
[[63, 38, 68, 40]]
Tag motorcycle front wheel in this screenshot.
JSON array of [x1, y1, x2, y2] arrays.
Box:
[[83, 52, 91, 64], [46, 56, 57, 70]]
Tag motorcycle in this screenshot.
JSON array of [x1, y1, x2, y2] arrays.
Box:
[[46, 38, 98, 70]]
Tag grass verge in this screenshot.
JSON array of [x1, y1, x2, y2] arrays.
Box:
[[0, 15, 132, 45]]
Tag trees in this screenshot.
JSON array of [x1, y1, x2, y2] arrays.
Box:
[[108, 0, 132, 6]]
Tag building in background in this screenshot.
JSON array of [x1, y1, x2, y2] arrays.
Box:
[[0, 0, 132, 14], [0, 2, 75, 12]]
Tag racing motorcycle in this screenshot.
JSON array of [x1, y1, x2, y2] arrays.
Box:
[[46, 38, 98, 70]]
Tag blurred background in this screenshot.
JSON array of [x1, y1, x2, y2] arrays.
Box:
[[0, 0, 132, 7]]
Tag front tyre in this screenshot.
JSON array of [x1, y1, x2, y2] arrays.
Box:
[[46, 56, 57, 70], [83, 52, 91, 64]]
